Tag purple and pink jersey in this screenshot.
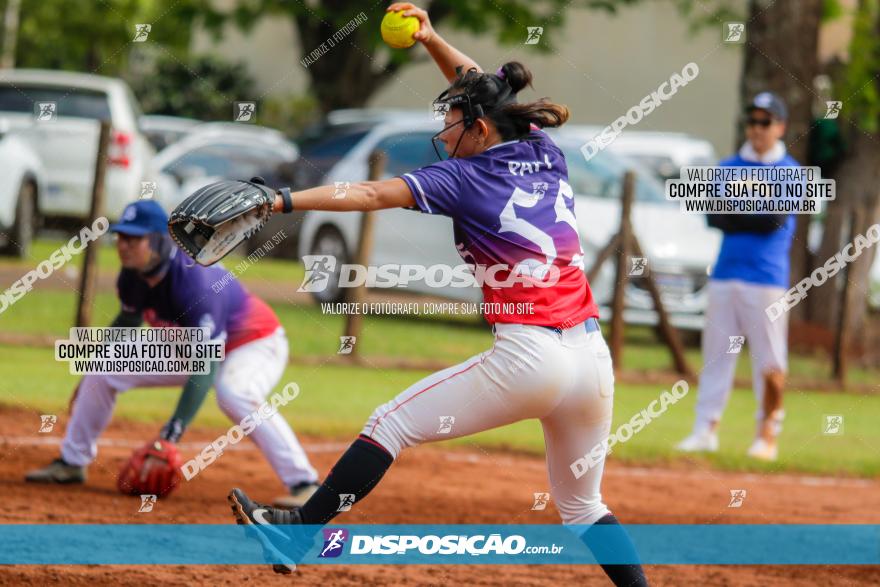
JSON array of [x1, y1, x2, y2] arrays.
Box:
[[117, 248, 281, 352], [400, 128, 598, 327]]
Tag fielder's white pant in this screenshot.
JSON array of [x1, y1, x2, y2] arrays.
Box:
[[61, 327, 318, 487], [692, 279, 788, 432], [363, 320, 615, 526]]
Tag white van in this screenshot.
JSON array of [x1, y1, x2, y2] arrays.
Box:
[[0, 69, 155, 221]]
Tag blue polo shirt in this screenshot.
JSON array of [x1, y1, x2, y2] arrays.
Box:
[[711, 152, 800, 288]]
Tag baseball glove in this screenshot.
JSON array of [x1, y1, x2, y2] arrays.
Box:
[[168, 178, 276, 266], [117, 439, 183, 498]]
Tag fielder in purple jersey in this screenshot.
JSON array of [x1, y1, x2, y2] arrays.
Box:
[[26, 200, 319, 508], [117, 245, 281, 354]]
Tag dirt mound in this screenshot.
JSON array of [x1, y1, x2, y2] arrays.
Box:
[[1, 406, 877, 586]]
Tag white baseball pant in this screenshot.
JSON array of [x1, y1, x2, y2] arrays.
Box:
[[692, 279, 789, 431], [61, 327, 318, 487], [363, 320, 615, 526]]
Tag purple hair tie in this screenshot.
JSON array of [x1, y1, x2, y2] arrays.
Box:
[[495, 66, 505, 80]]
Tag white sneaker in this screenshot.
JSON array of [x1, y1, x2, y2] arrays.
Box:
[[675, 429, 719, 453], [747, 438, 778, 461]]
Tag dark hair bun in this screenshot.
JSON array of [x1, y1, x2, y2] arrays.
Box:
[[498, 61, 533, 94], [448, 61, 567, 140]]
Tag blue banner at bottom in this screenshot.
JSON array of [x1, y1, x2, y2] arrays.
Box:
[[1, 525, 878, 565]]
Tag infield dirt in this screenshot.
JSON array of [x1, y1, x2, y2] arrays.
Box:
[[0, 405, 877, 586]]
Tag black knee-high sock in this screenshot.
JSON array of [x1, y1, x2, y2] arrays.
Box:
[[581, 513, 649, 586], [299, 435, 394, 524]]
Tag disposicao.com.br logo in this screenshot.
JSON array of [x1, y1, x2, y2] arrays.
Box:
[[319, 528, 349, 558], [298, 255, 561, 292], [319, 532, 564, 557]]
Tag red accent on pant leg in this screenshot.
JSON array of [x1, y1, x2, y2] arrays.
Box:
[[357, 434, 393, 457], [368, 347, 497, 438]]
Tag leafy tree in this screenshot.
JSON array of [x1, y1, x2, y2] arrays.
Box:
[[128, 51, 318, 132], [1, 0, 137, 73], [199, 0, 639, 114], [812, 0, 880, 348], [0, 0, 198, 74], [737, 0, 823, 326], [128, 54, 257, 120]]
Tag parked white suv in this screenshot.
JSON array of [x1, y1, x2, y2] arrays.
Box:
[[0, 120, 45, 257], [0, 69, 155, 221]]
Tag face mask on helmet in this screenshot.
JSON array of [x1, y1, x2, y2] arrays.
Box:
[[429, 77, 516, 161], [430, 89, 486, 160], [140, 232, 174, 278]]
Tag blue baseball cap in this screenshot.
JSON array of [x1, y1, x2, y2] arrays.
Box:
[[110, 200, 169, 235], [746, 92, 788, 121]]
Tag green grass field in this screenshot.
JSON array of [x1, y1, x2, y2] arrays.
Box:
[[5, 284, 880, 385], [10, 237, 307, 285], [1, 239, 878, 477], [1, 339, 878, 477], [4, 238, 880, 382]]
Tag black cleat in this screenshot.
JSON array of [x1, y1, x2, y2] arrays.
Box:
[[25, 458, 86, 484], [228, 487, 304, 574], [273, 481, 320, 509]]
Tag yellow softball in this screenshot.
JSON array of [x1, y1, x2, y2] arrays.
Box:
[[381, 10, 420, 49]]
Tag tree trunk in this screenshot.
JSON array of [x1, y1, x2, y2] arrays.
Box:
[[839, 133, 880, 350], [292, 2, 453, 113], [810, 184, 848, 327], [1, 0, 22, 69], [739, 0, 822, 321], [293, 9, 408, 114], [809, 131, 880, 359], [847, 202, 880, 352], [815, 0, 880, 352]]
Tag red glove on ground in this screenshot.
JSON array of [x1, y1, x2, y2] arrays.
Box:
[[117, 439, 183, 498]]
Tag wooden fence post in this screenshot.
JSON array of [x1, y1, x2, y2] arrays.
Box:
[[832, 206, 859, 384], [609, 171, 635, 367], [342, 151, 386, 358], [75, 120, 111, 327]]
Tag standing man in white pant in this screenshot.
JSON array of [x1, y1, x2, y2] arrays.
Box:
[[677, 92, 798, 461], [26, 200, 319, 506]]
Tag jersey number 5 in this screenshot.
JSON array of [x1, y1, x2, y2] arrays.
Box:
[[498, 179, 584, 279]]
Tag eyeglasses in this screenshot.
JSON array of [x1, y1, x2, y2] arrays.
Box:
[[746, 117, 773, 128]]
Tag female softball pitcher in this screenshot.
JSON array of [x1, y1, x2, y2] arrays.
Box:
[[228, 3, 647, 584]]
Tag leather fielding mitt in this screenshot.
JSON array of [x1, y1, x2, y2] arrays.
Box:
[[168, 178, 276, 266], [117, 439, 183, 498]]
